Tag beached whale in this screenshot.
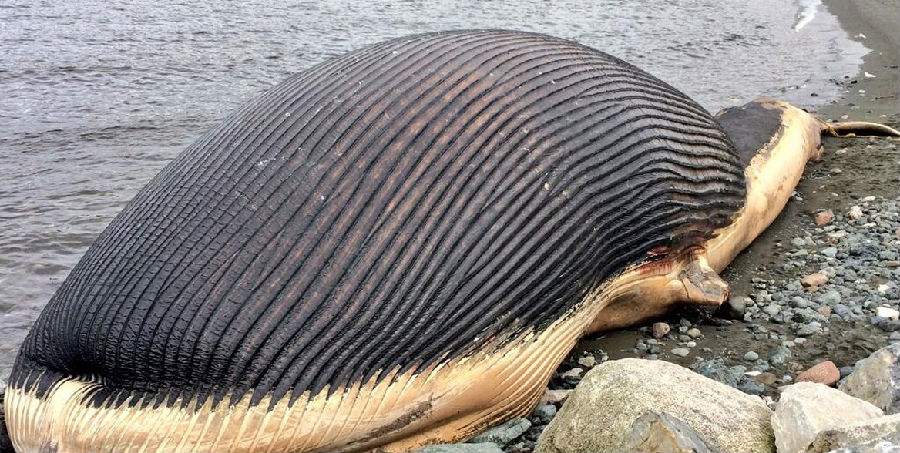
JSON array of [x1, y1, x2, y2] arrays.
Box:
[[3, 30, 897, 453]]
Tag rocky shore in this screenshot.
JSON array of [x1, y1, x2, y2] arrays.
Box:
[[418, 342, 900, 453]]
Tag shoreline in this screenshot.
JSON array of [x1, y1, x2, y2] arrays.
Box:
[[820, 0, 900, 120]]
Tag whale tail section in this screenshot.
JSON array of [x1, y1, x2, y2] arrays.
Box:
[[821, 120, 900, 138]]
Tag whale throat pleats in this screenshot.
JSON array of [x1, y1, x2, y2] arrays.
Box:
[[10, 30, 746, 412]]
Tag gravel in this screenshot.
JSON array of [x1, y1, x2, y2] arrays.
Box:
[[740, 198, 899, 332]]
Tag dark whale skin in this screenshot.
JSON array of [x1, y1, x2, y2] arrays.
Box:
[[716, 101, 785, 166], [10, 30, 746, 411]]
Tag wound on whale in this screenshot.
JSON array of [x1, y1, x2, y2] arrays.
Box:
[[11, 29, 893, 453]]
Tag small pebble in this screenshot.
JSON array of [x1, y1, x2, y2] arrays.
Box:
[[800, 272, 828, 287], [796, 360, 840, 386], [753, 372, 777, 386], [814, 210, 834, 226], [671, 348, 690, 357], [577, 356, 596, 368], [768, 346, 792, 365], [876, 306, 899, 320], [540, 389, 571, 406], [839, 366, 854, 378], [743, 351, 759, 361], [559, 368, 583, 380], [532, 404, 557, 424], [651, 322, 670, 339]]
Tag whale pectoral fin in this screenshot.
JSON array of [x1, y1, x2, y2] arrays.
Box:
[[675, 256, 729, 307]]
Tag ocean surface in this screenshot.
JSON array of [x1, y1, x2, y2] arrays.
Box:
[[0, 0, 867, 384]]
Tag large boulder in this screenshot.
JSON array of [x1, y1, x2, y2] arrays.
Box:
[[808, 414, 900, 453], [534, 358, 774, 453], [772, 382, 883, 453], [839, 343, 900, 414]]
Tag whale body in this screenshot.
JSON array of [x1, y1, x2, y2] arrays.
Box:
[[5, 30, 786, 452]]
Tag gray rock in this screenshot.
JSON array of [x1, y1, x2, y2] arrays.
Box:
[[873, 318, 900, 332], [835, 304, 853, 318], [772, 382, 883, 453], [540, 389, 572, 406], [797, 321, 823, 336], [796, 307, 824, 323], [745, 351, 760, 361], [769, 346, 793, 366], [693, 359, 743, 387], [625, 411, 721, 453], [577, 355, 596, 369], [807, 413, 900, 453], [671, 348, 690, 357], [739, 379, 767, 396], [880, 250, 899, 261], [728, 297, 749, 317], [841, 366, 856, 379], [559, 368, 583, 380], [416, 443, 505, 453], [840, 343, 900, 414], [468, 418, 531, 445], [535, 359, 773, 453], [823, 247, 839, 258], [533, 404, 557, 425], [794, 296, 813, 309], [822, 290, 843, 305]]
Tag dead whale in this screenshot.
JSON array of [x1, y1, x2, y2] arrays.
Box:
[[3, 30, 898, 453]]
